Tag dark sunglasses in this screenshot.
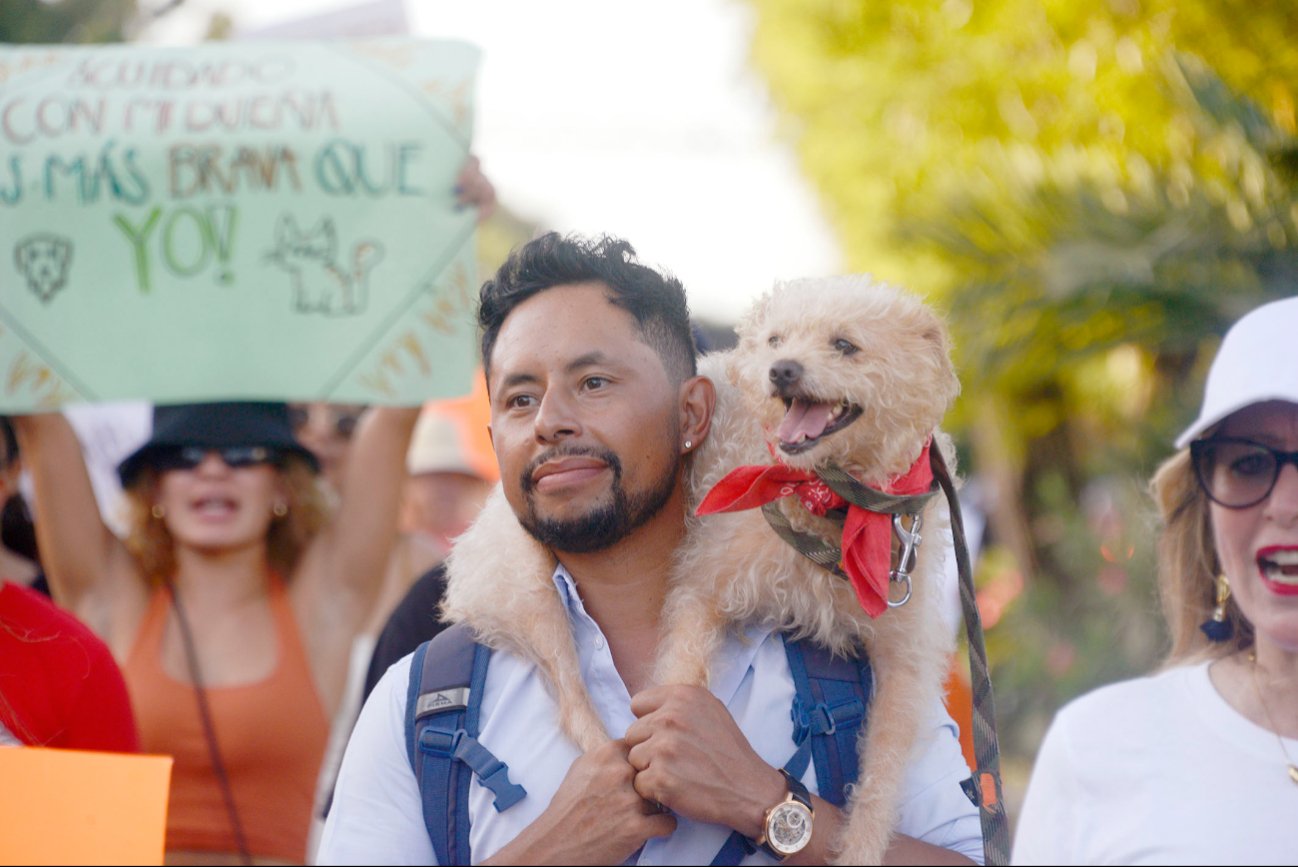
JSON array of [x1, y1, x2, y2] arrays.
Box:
[[151, 445, 284, 474], [288, 404, 365, 440], [1189, 437, 1298, 509]]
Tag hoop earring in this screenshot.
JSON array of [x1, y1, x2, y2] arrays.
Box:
[[151, 504, 166, 520], [1199, 574, 1234, 642], [272, 502, 288, 518]]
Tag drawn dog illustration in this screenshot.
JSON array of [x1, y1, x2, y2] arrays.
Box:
[[14, 233, 73, 303], [264, 215, 383, 316], [443, 276, 962, 864]]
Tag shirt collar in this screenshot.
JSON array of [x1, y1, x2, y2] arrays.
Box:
[[549, 562, 774, 706]]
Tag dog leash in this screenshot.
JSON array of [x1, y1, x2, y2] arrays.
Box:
[[928, 446, 1011, 866], [759, 452, 1011, 866]]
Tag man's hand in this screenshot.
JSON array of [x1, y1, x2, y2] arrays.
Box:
[[625, 684, 786, 838], [483, 738, 674, 866]]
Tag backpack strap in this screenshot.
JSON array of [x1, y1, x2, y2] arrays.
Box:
[[405, 622, 527, 866], [784, 633, 871, 804], [710, 634, 872, 865]]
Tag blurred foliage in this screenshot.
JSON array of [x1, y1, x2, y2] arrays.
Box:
[[746, 0, 1298, 764], [0, 0, 192, 43]]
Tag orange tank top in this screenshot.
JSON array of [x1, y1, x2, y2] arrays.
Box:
[[122, 578, 330, 863]]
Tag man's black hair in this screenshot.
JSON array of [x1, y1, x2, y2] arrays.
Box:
[[477, 232, 698, 384]]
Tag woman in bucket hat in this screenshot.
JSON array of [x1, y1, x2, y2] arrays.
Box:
[[13, 400, 419, 865], [1012, 296, 1298, 865]]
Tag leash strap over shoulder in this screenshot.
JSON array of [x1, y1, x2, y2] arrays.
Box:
[[929, 446, 1011, 866]]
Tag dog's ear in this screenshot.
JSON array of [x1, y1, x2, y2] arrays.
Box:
[[52, 237, 71, 266], [917, 312, 961, 406]]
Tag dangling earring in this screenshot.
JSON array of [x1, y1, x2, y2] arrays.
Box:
[[1199, 574, 1234, 642], [151, 504, 166, 520], [272, 502, 288, 518]]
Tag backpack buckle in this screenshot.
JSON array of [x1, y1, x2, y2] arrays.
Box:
[[418, 726, 465, 758], [791, 696, 865, 745]]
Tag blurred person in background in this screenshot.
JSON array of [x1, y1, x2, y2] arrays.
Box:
[[359, 386, 497, 702], [1012, 295, 1298, 865], [399, 389, 496, 556], [307, 383, 496, 839], [13, 400, 417, 865]]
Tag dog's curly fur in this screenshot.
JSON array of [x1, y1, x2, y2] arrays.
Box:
[[442, 275, 963, 863]]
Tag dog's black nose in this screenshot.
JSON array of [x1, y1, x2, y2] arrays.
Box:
[[769, 359, 803, 390]]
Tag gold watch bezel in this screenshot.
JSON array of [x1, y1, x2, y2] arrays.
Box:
[[756, 770, 815, 859]]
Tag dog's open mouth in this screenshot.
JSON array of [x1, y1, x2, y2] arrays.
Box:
[[777, 397, 862, 454]]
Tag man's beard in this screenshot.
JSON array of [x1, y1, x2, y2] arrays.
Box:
[[518, 445, 679, 553]]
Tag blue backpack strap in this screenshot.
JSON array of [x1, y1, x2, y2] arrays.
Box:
[[405, 623, 527, 866], [784, 633, 871, 806], [710, 634, 872, 865]]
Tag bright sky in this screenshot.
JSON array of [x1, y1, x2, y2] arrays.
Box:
[[138, 0, 842, 325]]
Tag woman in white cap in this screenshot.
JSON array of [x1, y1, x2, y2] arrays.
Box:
[[12, 401, 418, 866], [1012, 295, 1298, 865]]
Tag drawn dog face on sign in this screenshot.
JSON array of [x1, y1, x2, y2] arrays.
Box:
[[14, 234, 73, 303]]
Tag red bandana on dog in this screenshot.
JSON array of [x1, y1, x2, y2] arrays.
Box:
[[696, 441, 933, 617]]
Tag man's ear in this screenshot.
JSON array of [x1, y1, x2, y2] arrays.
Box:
[[679, 374, 716, 454]]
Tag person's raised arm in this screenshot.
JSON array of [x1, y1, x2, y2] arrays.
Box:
[[10, 413, 141, 642], [297, 405, 420, 634]]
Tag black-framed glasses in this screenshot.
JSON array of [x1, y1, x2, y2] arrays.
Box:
[[1189, 437, 1298, 509], [151, 446, 283, 474]]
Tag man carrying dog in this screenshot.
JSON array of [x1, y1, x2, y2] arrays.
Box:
[[316, 233, 983, 865]]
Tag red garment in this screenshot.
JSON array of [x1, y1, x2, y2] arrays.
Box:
[[122, 577, 330, 863], [0, 581, 139, 751], [697, 442, 934, 617]]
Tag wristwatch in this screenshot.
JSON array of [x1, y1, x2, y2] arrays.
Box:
[[753, 768, 814, 860]]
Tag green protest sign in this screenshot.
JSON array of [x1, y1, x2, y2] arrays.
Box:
[[0, 38, 481, 410]]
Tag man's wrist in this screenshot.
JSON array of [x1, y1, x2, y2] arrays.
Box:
[[740, 765, 789, 839]]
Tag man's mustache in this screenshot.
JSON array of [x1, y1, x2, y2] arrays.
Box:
[[520, 445, 622, 494]]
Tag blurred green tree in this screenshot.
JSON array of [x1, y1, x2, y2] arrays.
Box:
[[0, 1, 198, 44], [745, 0, 1298, 763]]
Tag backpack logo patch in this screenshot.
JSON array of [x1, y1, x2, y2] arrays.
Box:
[[415, 687, 470, 718]]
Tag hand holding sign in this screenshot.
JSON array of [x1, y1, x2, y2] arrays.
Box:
[[0, 38, 483, 410]]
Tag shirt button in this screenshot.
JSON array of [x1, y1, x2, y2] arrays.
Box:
[[594, 635, 605, 650]]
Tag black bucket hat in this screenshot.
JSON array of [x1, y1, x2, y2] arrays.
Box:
[[117, 401, 321, 488]]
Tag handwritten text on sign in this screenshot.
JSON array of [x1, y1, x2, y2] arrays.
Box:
[[0, 39, 481, 410]]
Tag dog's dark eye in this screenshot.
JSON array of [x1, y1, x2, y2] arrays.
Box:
[[833, 338, 859, 356], [768, 334, 782, 348]]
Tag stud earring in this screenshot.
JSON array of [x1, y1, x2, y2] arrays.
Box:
[[272, 502, 288, 518], [150, 504, 165, 520], [684, 440, 693, 451], [1199, 574, 1234, 642]]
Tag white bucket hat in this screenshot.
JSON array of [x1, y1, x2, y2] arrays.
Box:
[[1175, 295, 1298, 448], [407, 409, 479, 477]]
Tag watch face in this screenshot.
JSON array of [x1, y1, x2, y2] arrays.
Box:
[[767, 801, 814, 855]]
